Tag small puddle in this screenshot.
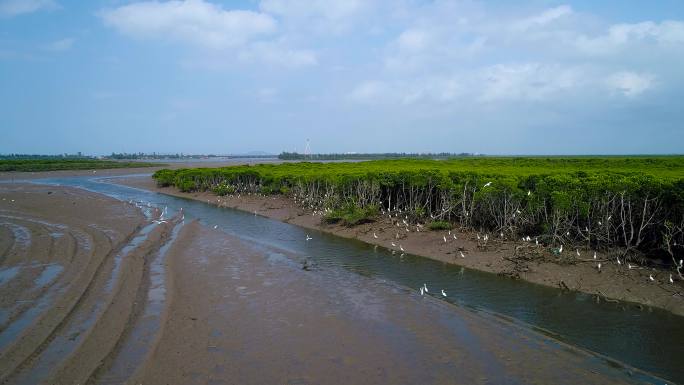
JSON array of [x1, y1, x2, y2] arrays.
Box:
[[97, 220, 183, 384], [0, 221, 31, 252], [33, 264, 63, 287], [7, 222, 161, 385], [105, 222, 157, 294], [0, 288, 62, 353], [0, 266, 21, 286]]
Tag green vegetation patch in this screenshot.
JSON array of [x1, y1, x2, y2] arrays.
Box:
[[0, 159, 162, 172], [323, 204, 379, 227], [153, 157, 684, 261], [427, 221, 452, 231]]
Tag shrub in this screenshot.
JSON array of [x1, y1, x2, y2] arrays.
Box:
[[324, 204, 378, 227], [428, 221, 452, 231]]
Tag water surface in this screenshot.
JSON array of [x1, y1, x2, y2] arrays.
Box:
[[30, 175, 684, 384]]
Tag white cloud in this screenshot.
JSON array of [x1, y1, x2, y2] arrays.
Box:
[[576, 21, 684, 54], [605, 71, 655, 97], [0, 0, 57, 17], [100, 0, 276, 49], [348, 81, 387, 103], [100, 0, 319, 68], [259, 0, 369, 34], [238, 41, 317, 68], [479, 63, 582, 102], [44, 37, 74, 52], [513, 5, 573, 31], [350, 63, 583, 105]]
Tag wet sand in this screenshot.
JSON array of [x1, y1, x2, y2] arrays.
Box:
[[0, 181, 672, 384], [0, 184, 177, 384], [118, 175, 684, 317], [132, 221, 650, 385]]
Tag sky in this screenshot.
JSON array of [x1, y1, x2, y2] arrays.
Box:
[[1, 0, 683, 155]]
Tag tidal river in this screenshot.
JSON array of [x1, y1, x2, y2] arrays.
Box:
[[6, 175, 682, 384]]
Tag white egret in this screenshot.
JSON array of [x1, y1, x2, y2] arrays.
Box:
[[391, 242, 396, 247], [669, 274, 674, 284], [373, 232, 378, 239], [399, 245, 404, 252], [597, 263, 602, 271], [423, 283, 428, 293], [441, 289, 447, 297], [559, 245, 563, 253], [593, 251, 597, 260], [483, 182, 492, 188], [617, 257, 621, 266], [649, 274, 655, 282], [459, 251, 465, 258], [420, 287, 424, 296], [213, 225, 218, 229], [306, 234, 312, 241], [443, 236, 447, 243]]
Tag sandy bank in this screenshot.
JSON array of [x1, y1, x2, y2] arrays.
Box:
[[118, 175, 684, 317], [130, 220, 650, 384], [0, 184, 179, 384]]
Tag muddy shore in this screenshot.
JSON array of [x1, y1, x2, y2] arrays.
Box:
[[0, 183, 152, 383], [0, 180, 676, 384], [118, 175, 684, 317]]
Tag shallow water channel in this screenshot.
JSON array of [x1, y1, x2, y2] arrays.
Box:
[[35, 175, 684, 384]]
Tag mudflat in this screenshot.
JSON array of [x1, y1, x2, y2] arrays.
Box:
[[133, 221, 649, 385], [0, 184, 175, 384], [119, 175, 684, 317], [0, 180, 673, 384]]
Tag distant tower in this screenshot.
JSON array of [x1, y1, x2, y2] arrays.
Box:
[[304, 139, 311, 159]]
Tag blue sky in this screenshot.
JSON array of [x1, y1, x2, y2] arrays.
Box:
[[1, 0, 683, 155]]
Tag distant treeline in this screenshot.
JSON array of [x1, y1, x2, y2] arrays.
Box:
[[106, 152, 278, 160], [0, 159, 160, 172], [0, 153, 92, 160], [278, 152, 476, 160]]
